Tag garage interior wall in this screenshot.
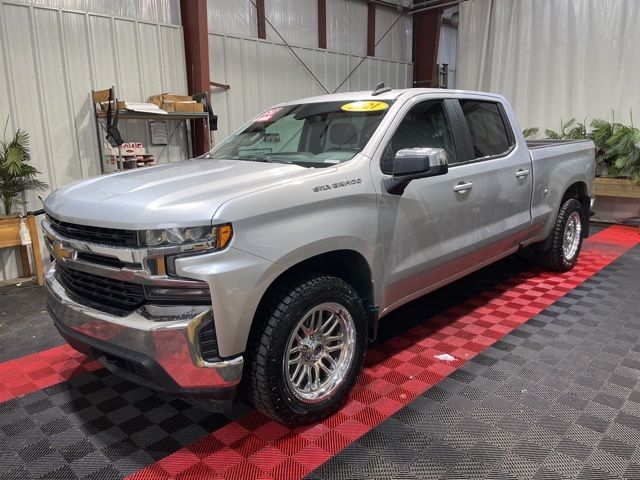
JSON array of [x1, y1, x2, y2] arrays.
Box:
[[0, 0, 188, 280], [457, 0, 640, 133], [207, 0, 414, 142]]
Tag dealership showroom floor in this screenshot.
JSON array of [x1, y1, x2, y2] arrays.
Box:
[[0, 223, 639, 480], [2, 0, 640, 479]]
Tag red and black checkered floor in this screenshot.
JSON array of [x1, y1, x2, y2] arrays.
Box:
[[0, 224, 639, 479]]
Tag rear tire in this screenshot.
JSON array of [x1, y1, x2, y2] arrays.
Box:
[[244, 274, 367, 425], [536, 198, 584, 272]]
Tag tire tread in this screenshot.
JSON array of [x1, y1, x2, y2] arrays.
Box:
[[244, 274, 366, 425], [536, 198, 584, 272]]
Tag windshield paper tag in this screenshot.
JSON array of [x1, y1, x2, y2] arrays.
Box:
[[341, 101, 389, 112], [253, 107, 283, 122]]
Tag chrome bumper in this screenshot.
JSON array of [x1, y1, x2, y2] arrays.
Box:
[[45, 264, 243, 393]]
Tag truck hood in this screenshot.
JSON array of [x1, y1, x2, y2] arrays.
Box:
[[45, 159, 333, 229]]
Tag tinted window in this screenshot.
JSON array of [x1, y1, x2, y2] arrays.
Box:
[[381, 100, 456, 174], [460, 100, 512, 158]]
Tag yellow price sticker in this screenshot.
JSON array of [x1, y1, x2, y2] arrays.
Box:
[[341, 101, 389, 112]]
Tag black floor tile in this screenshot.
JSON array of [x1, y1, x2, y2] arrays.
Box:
[[310, 245, 640, 480]]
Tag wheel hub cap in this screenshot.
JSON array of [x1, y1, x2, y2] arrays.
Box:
[[284, 302, 356, 404], [300, 337, 323, 362], [562, 211, 582, 261]]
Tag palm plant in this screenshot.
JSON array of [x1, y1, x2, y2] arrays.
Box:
[[589, 112, 640, 182], [544, 118, 589, 140], [590, 117, 616, 170], [605, 121, 640, 182], [522, 127, 539, 139], [0, 120, 48, 215]]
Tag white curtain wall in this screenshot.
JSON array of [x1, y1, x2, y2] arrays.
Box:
[[458, 0, 640, 132]]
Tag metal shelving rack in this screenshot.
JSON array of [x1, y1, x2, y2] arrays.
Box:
[[92, 86, 210, 173]]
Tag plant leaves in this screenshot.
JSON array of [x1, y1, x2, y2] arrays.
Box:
[[0, 126, 47, 214]]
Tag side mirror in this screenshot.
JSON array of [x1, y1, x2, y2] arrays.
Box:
[[384, 147, 449, 195]]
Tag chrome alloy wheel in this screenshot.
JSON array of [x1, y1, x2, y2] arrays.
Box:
[[563, 211, 582, 261], [284, 302, 356, 403]]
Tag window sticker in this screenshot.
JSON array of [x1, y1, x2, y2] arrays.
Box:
[[252, 107, 283, 123], [341, 101, 389, 112]]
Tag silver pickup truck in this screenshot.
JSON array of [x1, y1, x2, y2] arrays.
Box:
[[43, 88, 595, 424]]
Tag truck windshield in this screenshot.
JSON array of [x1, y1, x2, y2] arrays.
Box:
[[205, 100, 395, 167]]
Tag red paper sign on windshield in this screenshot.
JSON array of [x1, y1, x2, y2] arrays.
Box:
[[252, 107, 283, 123]]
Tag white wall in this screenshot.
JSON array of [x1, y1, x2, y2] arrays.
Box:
[[208, 33, 413, 143], [207, 0, 256, 37], [375, 4, 413, 63], [327, 0, 367, 56], [0, 0, 188, 280], [457, 0, 640, 132], [265, 0, 318, 48], [207, 0, 414, 142]]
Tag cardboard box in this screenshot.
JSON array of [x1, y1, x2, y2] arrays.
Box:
[[173, 101, 204, 113], [100, 100, 126, 112], [148, 93, 202, 112]]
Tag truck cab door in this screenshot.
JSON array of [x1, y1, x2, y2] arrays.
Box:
[[455, 98, 533, 261], [371, 97, 480, 311]]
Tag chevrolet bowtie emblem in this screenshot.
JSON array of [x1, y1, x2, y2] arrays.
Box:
[[52, 242, 76, 262]]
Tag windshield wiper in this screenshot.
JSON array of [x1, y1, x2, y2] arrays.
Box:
[[248, 157, 293, 164], [225, 155, 294, 165]]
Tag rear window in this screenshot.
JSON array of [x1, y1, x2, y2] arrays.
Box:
[[460, 100, 513, 158]]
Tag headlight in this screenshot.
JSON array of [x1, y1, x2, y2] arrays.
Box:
[[140, 223, 233, 250]]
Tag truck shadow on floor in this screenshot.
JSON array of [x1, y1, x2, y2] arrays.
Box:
[[374, 253, 535, 345]]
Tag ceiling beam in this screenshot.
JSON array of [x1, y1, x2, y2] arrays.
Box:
[[256, 0, 267, 39], [413, 5, 443, 88], [367, 2, 376, 57]]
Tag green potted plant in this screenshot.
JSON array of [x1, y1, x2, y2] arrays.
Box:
[[591, 113, 640, 199], [544, 118, 589, 140], [0, 121, 48, 216]]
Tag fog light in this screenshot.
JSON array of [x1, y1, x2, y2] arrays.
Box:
[[144, 285, 211, 303]]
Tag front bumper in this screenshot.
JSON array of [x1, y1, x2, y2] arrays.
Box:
[[45, 265, 243, 410]]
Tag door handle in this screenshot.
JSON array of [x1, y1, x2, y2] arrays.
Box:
[[453, 182, 473, 193], [515, 169, 530, 178]]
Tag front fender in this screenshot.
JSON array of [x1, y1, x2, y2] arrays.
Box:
[[175, 247, 285, 358]]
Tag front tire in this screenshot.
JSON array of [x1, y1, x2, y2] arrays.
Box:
[[244, 274, 367, 425], [536, 198, 585, 272]]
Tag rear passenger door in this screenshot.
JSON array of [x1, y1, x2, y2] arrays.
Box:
[[455, 98, 533, 261]]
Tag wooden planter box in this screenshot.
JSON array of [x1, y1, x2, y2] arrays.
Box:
[[0, 215, 44, 286], [594, 177, 640, 198]]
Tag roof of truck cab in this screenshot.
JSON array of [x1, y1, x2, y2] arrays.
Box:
[[278, 88, 505, 105]]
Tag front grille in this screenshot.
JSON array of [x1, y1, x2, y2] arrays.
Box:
[[199, 320, 220, 361], [48, 215, 139, 247], [76, 251, 127, 269], [57, 264, 145, 315]]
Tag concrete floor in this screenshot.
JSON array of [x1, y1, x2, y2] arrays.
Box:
[[0, 282, 60, 363]]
